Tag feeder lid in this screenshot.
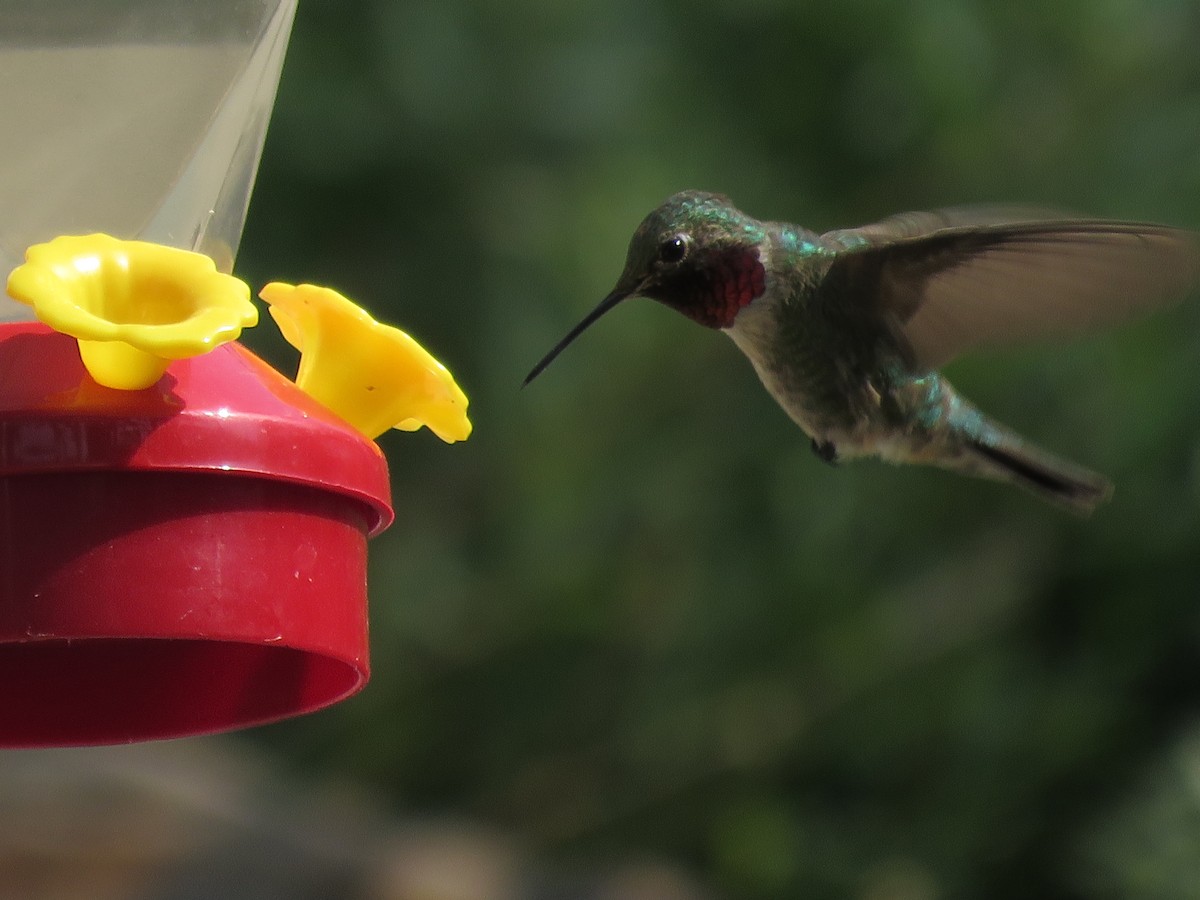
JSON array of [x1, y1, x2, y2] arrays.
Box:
[[0, 322, 393, 533]]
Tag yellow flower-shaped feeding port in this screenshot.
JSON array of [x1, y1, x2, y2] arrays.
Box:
[[7, 234, 257, 390], [260, 282, 471, 443]]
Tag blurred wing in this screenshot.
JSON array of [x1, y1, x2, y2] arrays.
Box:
[[824, 205, 1074, 247], [822, 211, 1200, 372]]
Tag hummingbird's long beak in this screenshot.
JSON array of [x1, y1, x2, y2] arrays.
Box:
[[523, 288, 630, 386]]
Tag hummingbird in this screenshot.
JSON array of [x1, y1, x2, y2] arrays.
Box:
[[524, 191, 1200, 514]]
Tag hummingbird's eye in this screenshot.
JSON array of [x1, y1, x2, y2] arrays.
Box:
[[658, 235, 688, 264]]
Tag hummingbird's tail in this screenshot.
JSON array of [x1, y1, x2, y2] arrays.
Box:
[[959, 422, 1113, 516]]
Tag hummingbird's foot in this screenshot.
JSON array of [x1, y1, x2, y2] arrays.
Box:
[[810, 438, 839, 466]]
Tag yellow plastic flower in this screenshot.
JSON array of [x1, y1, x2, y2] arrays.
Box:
[[259, 282, 471, 443], [7, 234, 257, 390]]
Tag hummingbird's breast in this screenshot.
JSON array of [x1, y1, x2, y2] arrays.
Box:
[[724, 234, 907, 449], [724, 285, 865, 440]]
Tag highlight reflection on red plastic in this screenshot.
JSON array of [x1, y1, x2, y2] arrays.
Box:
[[0, 323, 393, 746]]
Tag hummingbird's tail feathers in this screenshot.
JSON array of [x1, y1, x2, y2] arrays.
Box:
[[964, 432, 1113, 516]]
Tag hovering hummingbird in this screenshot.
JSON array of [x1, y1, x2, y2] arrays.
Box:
[[524, 191, 1200, 514]]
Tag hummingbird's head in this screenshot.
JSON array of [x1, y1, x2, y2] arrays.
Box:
[[524, 191, 768, 385]]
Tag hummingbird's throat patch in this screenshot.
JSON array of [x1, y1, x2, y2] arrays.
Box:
[[687, 247, 766, 328]]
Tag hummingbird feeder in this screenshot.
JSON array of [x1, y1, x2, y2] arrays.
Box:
[[0, 0, 470, 745]]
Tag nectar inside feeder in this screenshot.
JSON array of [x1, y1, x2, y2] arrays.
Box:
[[0, 0, 297, 321], [0, 321, 394, 746]]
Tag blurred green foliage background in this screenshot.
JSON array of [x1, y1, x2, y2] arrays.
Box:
[[236, 0, 1200, 896]]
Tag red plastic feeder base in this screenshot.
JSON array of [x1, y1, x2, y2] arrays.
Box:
[[0, 324, 393, 746]]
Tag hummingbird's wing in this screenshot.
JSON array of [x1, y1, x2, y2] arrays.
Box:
[[821, 209, 1200, 372]]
